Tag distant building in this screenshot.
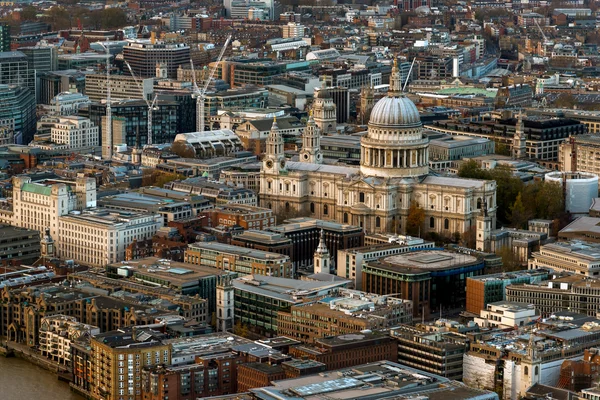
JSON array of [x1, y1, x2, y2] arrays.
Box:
[[185, 241, 292, 278], [85, 73, 154, 102], [39, 315, 99, 366], [49, 116, 99, 150], [474, 301, 538, 329], [123, 39, 190, 78], [529, 240, 600, 277], [277, 289, 412, 343], [233, 274, 350, 337], [466, 269, 550, 314], [167, 178, 257, 206], [0, 84, 36, 143], [48, 92, 90, 116]]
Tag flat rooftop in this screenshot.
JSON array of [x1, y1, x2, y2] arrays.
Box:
[[108, 257, 222, 286], [232, 275, 350, 303], [376, 250, 480, 272], [270, 217, 362, 233], [188, 241, 289, 261]]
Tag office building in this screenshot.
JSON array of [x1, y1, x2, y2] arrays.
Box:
[[85, 73, 153, 102], [123, 39, 190, 78], [184, 241, 292, 278], [87, 99, 179, 147], [268, 218, 364, 271], [106, 257, 215, 313], [288, 331, 397, 371], [428, 134, 494, 164], [8, 175, 96, 255], [38, 70, 87, 105], [391, 322, 470, 381], [465, 269, 550, 315], [98, 192, 195, 225], [18, 43, 57, 73], [48, 92, 90, 116], [233, 274, 350, 337], [57, 53, 107, 70], [0, 23, 10, 52], [426, 115, 586, 161], [90, 328, 171, 400], [337, 239, 434, 290], [474, 301, 538, 329], [167, 178, 257, 206], [529, 241, 600, 277], [230, 230, 293, 259], [250, 361, 498, 400], [58, 209, 162, 267], [0, 225, 41, 265], [0, 84, 35, 143], [50, 116, 99, 150], [506, 274, 600, 317], [362, 249, 487, 320], [39, 315, 99, 365], [0, 51, 34, 90], [277, 289, 412, 343], [202, 204, 275, 230]]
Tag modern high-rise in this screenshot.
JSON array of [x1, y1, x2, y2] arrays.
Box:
[[0, 51, 35, 90], [0, 84, 36, 143], [0, 23, 10, 52], [123, 39, 190, 78]]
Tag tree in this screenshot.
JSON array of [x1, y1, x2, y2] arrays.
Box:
[[233, 320, 249, 338], [406, 201, 425, 237], [497, 246, 522, 272], [510, 192, 530, 229], [100, 8, 127, 29], [44, 7, 71, 31], [553, 93, 577, 109], [461, 226, 477, 249], [20, 6, 38, 21], [170, 141, 196, 158]]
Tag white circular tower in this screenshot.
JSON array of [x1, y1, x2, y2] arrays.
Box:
[[545, 171, 599, 215]]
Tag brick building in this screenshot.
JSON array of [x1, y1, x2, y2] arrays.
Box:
[[202, 204, 275, 230], [288, 331, 397, 370]]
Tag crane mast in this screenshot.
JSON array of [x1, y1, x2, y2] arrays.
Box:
[[191, 35, 232, 132], [125, 61, 157, 145]]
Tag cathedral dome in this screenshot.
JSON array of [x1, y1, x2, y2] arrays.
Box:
[[369, 95, 421, 128]]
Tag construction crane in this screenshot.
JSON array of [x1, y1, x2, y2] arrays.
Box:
[[97, 42, 112, 160], [533, 18, 553, 56], [191, 35, 232, 132], [125, 61, 159, 145]]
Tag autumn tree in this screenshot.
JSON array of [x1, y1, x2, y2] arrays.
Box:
[[406, 201, 425, 237], [510, 192, 531, 229], [20, 6, 38, 21], [553, 93, 577, 109], [497, 246, 522, 272], [170, 141, 196, 158]]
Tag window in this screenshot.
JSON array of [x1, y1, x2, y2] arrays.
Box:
[[310, 203, 315, 213], [343, 212, 348, 223], [285, 202, 290, 211], [477, 198, 482, 209], [359, 192, 365, 203], [376, 216, 381, 228], [430, 217, 435, 228], [444, 218, 449, 230], [323, 205, 328, 215]]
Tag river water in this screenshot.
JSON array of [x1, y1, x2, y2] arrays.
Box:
[[0, 355, 83, 400]]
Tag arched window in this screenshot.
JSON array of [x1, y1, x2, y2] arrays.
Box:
[[444, 218, 449, 230], [285, 202, 290, 211], [524, 366, 529, 376], [376, 216, 381, 228], [324, 204, 329, 215], [343, 212, 348, 223], [310, 202, 315, 213], [477, 198, 482, 209], [430, 217, 435, 228], [267, 203, 272, 209], [534, 366, 539, 376], [227, 309, 231, 318]]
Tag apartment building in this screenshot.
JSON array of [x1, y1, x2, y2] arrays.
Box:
[[58, 208, 162, 267], [277, 290, 412, 344], [85, 73, 153, 102], [39, 314, 99, 365], [50, 116, 99, 149], [90, 328, 171, 400], [184, 241, 291, 278]]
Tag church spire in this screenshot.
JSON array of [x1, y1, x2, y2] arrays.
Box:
[[313, 229, 331, 274], [300, 109, 323, 164]]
